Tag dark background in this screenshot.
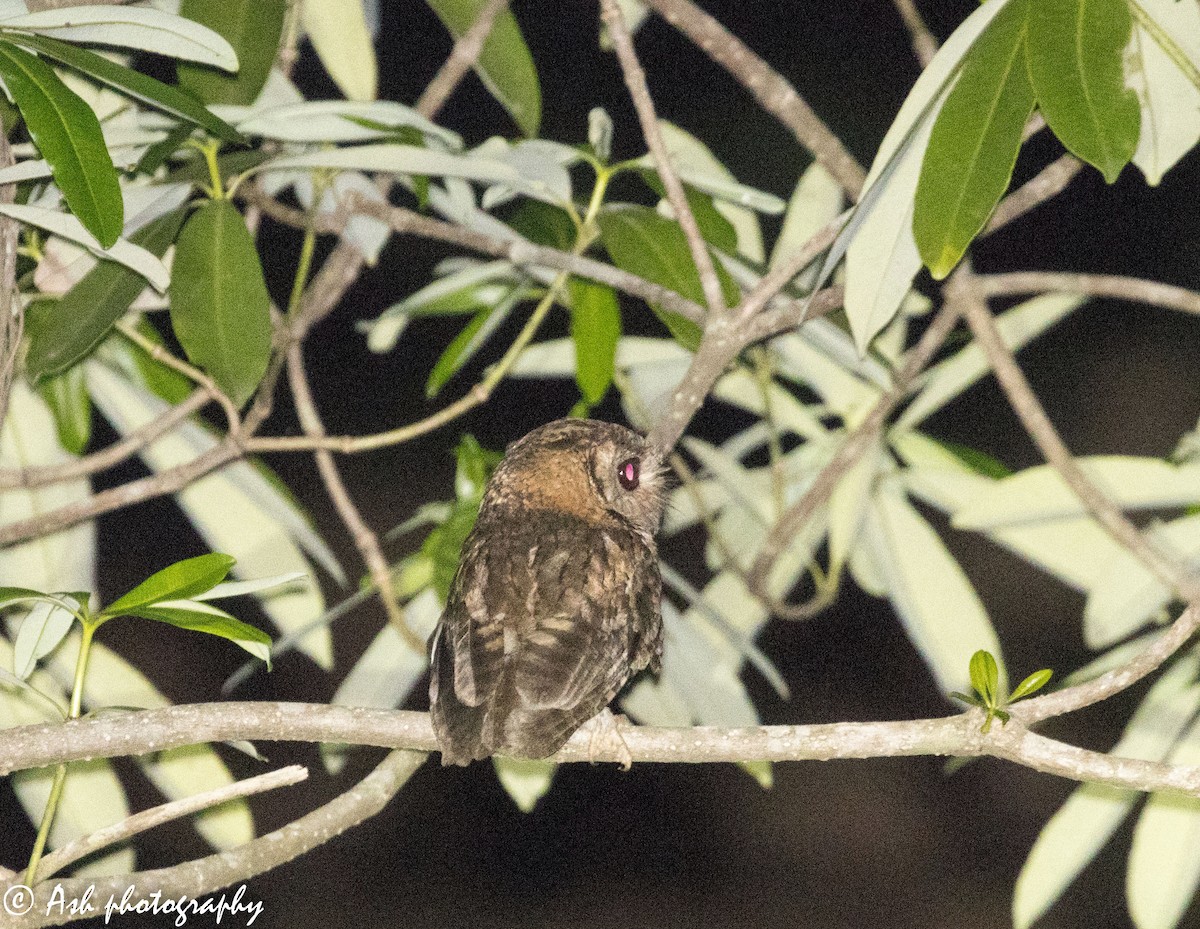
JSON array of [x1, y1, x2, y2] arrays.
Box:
[[4, 1, 1200, 926]]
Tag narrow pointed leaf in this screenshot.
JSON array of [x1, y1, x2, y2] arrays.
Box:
[[0, 40, 122, 246], [104, 553, 235, 616], [168, 199, 271, 406], [26, 208, 187, 382], [13, 596, 77, 679], [1025, 0, 1140, 182], [1129, 0, 1200, 184], [569, 279, 621, 405], [423, 0, 541, 137], [124, 600, 271, 663], [914, 0, 1034, 278], [6, 33, 244, 143], [37, 364, 91, 453], [1009, 667, 1052, 701], [969, 649, 1000, 703], [301, 0, 377, 102], [0, 5, 238, 69], [178, 0, 286, 105]]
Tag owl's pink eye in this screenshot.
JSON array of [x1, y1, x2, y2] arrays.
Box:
[[617, 457, 640, 491]]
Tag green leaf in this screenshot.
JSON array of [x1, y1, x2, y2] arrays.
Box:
[[177, 0, 286, 105], [453, 434, 500, 502], [597, 204, 734, 349], [0, 587, 60, 607], [5, 33, 244, 143], [1026, 0, 1140, 182], [168, 199, 272, 407], [638, 169, 739, 254], [569, 279, 621, 405], [914, 0, 1034, 278], [0, 40, 122, 247], [124, 600, 271, 663], [505, 200, 576, 250], [135, 122, 198, 177], [37, 364, 91, 454], [928, 438, 1012, 480], [423, 0, 541, 137], [425, 307, 491, 398], [1009, 667, 1053, 701], [422, 502, 481, 601], [26, 208, 187, 382], [949, 691, 983, 708], [103, 553, 236, 616], [969, 649, 1000, 704]]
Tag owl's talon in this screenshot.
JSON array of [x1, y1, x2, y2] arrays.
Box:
[[583, 708, 634, 770]]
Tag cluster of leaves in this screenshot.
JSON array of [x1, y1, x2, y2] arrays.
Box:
[[0, 0, 1197, 925], [949, 649, 1051, 733]]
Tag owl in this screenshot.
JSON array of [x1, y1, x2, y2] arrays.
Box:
[[428, 418, 667, 766]]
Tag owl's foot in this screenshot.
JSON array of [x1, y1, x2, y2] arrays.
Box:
[[582, 707, 633, 770]]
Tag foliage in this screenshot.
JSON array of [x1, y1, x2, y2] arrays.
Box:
[[0, 0, 1196, 926]]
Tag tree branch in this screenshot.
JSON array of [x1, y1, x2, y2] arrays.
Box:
[[2, 702, 1199, 799], [976, 270, 1200, 316], [36, 765, 309, 881], [4, 751, 424, 929], [640, 0, 866, 198], [286, 343, 424, 651], [416, 0, 512, 118], [601, 0, 726, 315], [951, 271, 1200, 603]]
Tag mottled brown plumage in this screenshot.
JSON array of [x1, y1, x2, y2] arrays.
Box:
[[428, 418, 667, 766]]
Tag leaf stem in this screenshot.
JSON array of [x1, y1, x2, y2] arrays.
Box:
[[24, 617, 97, 885]]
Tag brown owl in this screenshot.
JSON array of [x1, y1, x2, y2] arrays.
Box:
[[428, 418, 667, 766]]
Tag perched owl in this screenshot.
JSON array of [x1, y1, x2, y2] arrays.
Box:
[[428, 418, 667, 766]]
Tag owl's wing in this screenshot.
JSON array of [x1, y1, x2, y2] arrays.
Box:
[[429, 518, 661, 765]]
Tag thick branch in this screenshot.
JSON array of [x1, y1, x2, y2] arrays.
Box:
[[2, 703, 1199, 800]]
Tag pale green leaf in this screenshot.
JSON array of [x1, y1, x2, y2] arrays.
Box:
[[0, 202, 168, 291], [1014, 651, 1200, 929], [1129, 0, 1200, 184], [493, 756, 556, 812], [843, 0, 1011, 353], [0, 5, 237, 69], [301, 0, 377, 101], [865, 478, 1001, 694]]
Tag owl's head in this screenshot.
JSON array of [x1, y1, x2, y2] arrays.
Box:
[[486, 418, 667, 540]]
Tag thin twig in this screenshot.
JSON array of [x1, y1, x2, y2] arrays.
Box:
[[37, 765, 309, 880], [287, 343, 424, 651], [891, 0, 938, 67], [640, 0, 866, 198], [601, 0, 727, 315], [977, 271, 1200, 316], [7, 751, 424, 929], [746, 298, 962, 595], [982, 154, 1083, 236], [416, 0, 512, 118], [951, 271, 1200, 603], [0, 388, 211, 490], [114, 319, 242, 435]]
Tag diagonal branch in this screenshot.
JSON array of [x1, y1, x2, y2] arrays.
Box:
[[640, 0, 866, 198], [951, 271, 1200, 604], [417, 0, 512, 118], [5, 751, 424, 929], [36, 765, 309, 880], [601, 0, 727, 315]]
